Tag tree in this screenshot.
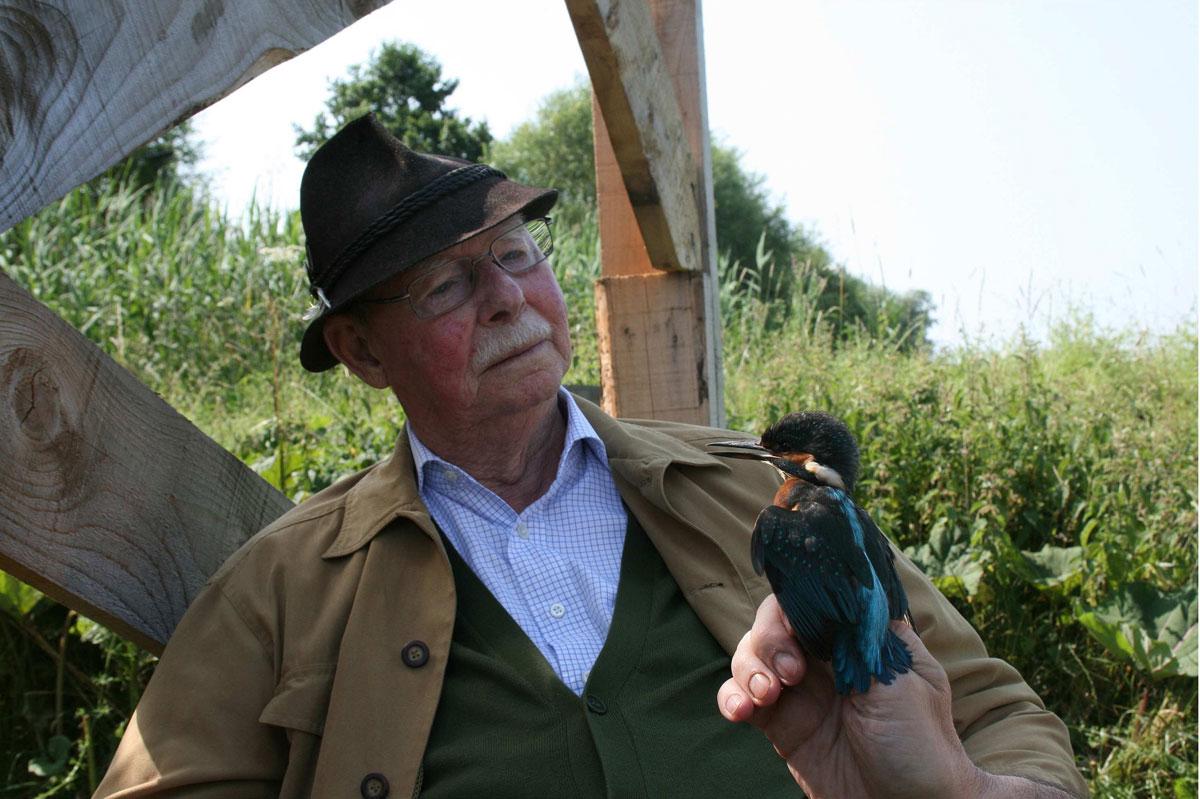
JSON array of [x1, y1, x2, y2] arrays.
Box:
[[709, 142, 820, 276], [490, 82, 595, 228], [95, 121, 202, 191], [294, 42, 492, 161], [488, 86, 933, 346]]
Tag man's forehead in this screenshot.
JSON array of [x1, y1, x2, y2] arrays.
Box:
[[421, 212, 525, 264]]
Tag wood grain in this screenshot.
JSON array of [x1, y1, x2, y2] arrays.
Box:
[[0, 0, 390, 234], [0, 271, 293, 653], [566, 0, 702, 274], [595, 271, 710, 422], [576, 0, 723, 426]]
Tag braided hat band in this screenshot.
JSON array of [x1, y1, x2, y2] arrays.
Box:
[[307, 164, 505, 306]]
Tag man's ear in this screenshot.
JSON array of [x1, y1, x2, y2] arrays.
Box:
[[322, 312, 390, 389]]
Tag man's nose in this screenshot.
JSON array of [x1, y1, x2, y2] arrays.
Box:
[[474, 260, 526, 324]]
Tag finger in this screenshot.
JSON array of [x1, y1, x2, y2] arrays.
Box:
[[749, 595, 807, 686], [731, 634, 784, 707], [717, 675, 759, 724]]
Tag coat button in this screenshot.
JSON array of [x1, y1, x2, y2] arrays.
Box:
[[402, 640, 429, 668], [360, 772, 389, 798], [585, 694, 607, 715]]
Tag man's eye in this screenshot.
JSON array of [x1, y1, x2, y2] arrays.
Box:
[[496, 243, 534, 268], [426, 276, 463, 297]]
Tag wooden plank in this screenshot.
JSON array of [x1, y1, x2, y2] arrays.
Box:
[[592, 101, 656, 279], [650, 0, 724, 426], [595, 271, 710, 421], [0, 0, 391, 234], [565, 0, 703, 273], [576, 0, 723, 426], [0, 271, 293, 653]]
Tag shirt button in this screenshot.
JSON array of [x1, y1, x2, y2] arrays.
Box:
[[549, 602, 565, 619], [515, 521, 529, 538], [401, 640, 429, 668], [361, 772, 389, 798], [586, 694, 608, 715], [443, 468, 458, 482]]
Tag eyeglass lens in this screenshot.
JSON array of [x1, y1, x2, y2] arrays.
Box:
[[408, 219, 552, 318]]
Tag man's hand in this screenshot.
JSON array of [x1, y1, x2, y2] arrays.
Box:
[[717, 595, 981, 799]]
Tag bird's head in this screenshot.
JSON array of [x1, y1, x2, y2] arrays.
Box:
[[709, 411, 860, 494]]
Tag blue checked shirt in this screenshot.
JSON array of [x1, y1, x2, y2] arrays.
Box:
[[408, 390, 628, 695]]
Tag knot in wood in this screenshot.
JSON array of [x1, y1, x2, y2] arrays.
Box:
[[5, 347, 65, 442], [3, 346, 91, 504]]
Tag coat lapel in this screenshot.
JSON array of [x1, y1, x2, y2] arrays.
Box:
[[578, 400, 774, 654]]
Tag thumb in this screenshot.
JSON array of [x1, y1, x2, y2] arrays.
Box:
[[890, 619, 949, 692]]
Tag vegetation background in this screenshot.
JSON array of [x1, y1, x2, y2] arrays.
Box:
[[1, 43, 1195, 798]]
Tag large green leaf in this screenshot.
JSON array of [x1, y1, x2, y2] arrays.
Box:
[[0, 571, 43, 618], [1075, 582, 1198, 678], [1017, 544, 1085, 590], [905, 518, 988, 598], [28, 735, 71, 778]]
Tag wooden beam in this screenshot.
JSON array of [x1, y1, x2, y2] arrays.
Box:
[[566, 0, 703, 273], [0, 0, 391, 234], [0, 271, 292, 653], [571, 0, 724, 426], [595, 271, 711, 422]]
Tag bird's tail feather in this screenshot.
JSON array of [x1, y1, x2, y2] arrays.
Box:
[[833, 635, 872, 695], [875, 628, 913, 685], [832, 629, 913, 695]]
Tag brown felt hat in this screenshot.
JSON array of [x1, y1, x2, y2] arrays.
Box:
[[298, 114, 557, 372]]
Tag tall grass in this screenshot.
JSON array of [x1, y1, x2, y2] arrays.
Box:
[[1, 180, 1195, 797]]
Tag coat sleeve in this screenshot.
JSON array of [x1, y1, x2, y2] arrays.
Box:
[[895, 553, 1089, 798], [94, 579, 286, 798]]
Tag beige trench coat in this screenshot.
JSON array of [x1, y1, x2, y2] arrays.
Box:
[[96, 399, 1087, 798]]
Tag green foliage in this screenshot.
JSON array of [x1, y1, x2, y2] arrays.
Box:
[[1076, 584, 1197, 679], [0, 573, 42, 618], [294, 42, 492, 161], [92, 121, 202, 194], [709, 143, 806, 280], [490, 82, 596, 229], [488, 83, 932, 345]]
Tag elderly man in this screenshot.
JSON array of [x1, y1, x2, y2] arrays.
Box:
[[97, 116, 1087, 798]]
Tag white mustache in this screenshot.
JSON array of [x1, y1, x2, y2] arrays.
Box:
[[470, 313, 553, 371]]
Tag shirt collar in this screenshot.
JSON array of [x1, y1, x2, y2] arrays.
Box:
[[323, 390, 727, 559], [406, 388, 607, 495]]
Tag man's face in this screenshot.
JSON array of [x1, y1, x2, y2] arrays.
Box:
[[352, 215, 572, 431]]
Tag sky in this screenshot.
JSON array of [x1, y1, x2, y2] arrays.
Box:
[[192, 0, 1198, 347]]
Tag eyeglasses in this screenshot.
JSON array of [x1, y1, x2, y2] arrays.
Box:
[[361, 217, 554, 319]]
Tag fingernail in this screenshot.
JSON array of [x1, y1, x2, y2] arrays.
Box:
[[725, 694, 742, 715], [774, 653, 800, 683], [749, 672, 770, 700]]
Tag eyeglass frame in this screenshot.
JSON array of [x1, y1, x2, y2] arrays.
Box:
[[356, 216, 554, 319]]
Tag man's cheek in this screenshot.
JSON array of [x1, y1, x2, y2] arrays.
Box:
[[425, 320, 472, 362]]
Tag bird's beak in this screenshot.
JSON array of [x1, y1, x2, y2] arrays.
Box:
[[707, 439, 773, 460]]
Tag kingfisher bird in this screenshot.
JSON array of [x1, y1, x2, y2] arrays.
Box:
[[710, 411, 913, 695]]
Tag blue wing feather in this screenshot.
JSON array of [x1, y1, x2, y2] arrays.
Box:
[[750, 482, 914, 694]]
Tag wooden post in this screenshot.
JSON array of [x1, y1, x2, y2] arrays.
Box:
[[567, 0, 724, 426]]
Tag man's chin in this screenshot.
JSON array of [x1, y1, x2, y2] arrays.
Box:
[[481, 360, 566, 408]]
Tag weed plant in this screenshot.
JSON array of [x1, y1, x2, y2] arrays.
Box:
[[0, 180, 1195, 797]]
